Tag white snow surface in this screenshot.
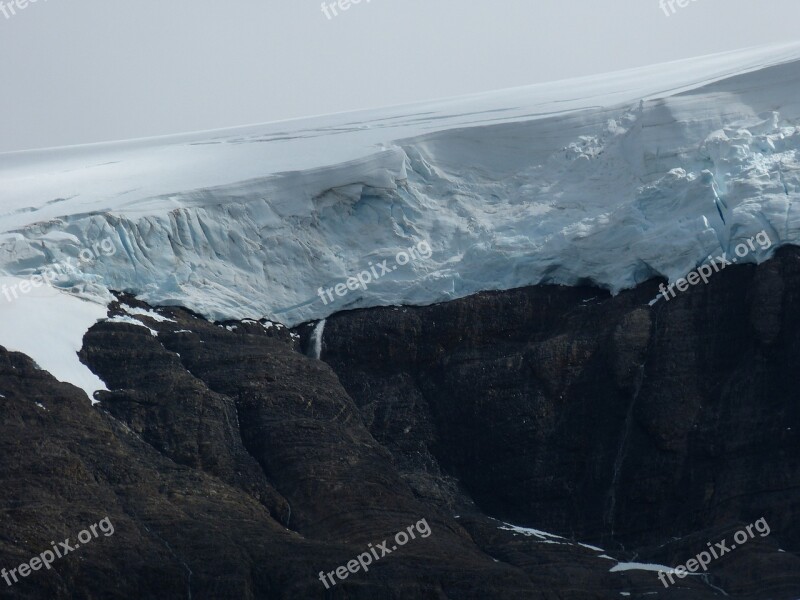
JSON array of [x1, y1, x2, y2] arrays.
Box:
[[498, 522, 567, 541], [105, 314, 159, 337], [2, 42, 800, 330], [609, 562, 675, 574], [0, 277, 108, 401], [118, 304, 176, 323]]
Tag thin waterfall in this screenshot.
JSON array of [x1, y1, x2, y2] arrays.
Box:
[[309, 319, 326, 359]]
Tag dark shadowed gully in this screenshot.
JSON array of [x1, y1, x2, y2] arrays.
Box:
[[0, 248, 799, 598]]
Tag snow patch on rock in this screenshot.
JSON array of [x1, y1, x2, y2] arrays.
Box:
[[0, 276, 108, 402]]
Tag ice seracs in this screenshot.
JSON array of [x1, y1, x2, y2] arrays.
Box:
[[0, 43, 799, 360]]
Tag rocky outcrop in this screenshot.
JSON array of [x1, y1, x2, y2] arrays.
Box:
[[317, 246, 800, 598], [0, 249, 799, 598]]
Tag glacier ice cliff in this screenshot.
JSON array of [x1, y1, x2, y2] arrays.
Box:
[[1, 42, 800, 326]]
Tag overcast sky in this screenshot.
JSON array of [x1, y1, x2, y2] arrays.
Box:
[[0, 0, 798, 153]]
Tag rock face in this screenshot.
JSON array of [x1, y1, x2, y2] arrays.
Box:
[[1, 250, 800, 598], [318, 247, 800, 598]]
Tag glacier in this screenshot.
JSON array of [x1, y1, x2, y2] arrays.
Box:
[[2, 41, 800, 337]]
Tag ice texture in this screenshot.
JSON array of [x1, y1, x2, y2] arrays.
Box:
[[1, 42, 800, 329]]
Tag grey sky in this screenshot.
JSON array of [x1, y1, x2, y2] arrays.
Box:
[[0, 0, 798, 153]]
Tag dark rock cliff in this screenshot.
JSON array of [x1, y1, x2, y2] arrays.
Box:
[[1, 248, 799, 599]]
